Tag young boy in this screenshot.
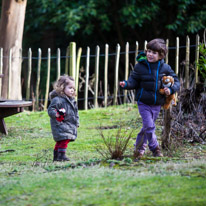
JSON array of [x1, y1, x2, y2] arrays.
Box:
[[120, 39, 180, 158]]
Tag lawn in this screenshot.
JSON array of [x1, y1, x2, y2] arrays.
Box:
[[0, 104, 206, 206]]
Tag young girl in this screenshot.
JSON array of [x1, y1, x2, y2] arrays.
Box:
[[120, 38, 180, 158], [48, 75, 79, 161]]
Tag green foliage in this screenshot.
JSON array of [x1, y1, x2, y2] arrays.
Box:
[[50, 1, 98, 35], [198, 42, 206, 81], [166, 0, 206, 35], [23, 0, 206, 50], [120, 1, 160, 28]]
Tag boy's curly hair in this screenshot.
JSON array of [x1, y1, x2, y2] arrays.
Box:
[[54, 75, 76, 97], [146, 39, 168, 59]]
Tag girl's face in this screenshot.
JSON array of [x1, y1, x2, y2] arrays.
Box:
[[64, 81, 75, 97], [146, 49, 161, 63]]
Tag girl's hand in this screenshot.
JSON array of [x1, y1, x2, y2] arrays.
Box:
[[164, 87, 171, 96], [55, 108, 66, 122], [119, 81, 125, 87]]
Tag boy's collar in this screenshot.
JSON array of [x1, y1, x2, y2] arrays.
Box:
[[136, 52, 165, 64], [136, 52, 147, 62]]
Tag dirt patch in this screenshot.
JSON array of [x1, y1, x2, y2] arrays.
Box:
[[95, 125, 119, 130]]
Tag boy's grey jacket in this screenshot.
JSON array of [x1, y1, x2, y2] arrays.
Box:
[[124, 52, 180, 105], [48, 90, 79, 142]]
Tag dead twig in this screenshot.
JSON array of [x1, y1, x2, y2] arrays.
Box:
[[0, 149, 15, 153]]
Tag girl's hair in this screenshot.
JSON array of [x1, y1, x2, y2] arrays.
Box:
[[54, 75, 76, 96], [146, 38, 168, 58]]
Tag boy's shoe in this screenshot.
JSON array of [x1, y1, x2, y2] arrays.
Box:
[[134, 150, 144, 159], [153, 146, 163, 157], [57, 152, 70, 161], [53, 150, 58, 162]]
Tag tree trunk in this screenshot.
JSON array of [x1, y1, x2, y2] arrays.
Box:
[[0, 0, 27, 99]]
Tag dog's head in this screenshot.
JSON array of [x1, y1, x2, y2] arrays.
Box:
[[162, 76, 174, 88]]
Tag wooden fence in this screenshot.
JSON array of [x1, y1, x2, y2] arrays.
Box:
[[0, 35, 201, 110]]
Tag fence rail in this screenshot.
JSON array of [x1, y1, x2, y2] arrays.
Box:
[[0, 35, 202, 110]]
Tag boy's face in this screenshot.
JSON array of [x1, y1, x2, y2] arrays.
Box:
[[146, 49, 161, 63], [64, 82, 75, 97]]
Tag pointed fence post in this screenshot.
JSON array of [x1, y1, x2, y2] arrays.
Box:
[[65, 46, 69, 74], [175, 37, 179, 76], [144, 40, 147, 52], [7, 49, 12, 99], [19, 48, 23, 91], [175, 38, 179, 107], [35, 48, 42, 110], [57, 48, 61, 80], [0, 48, 3, 97], [185, 36, 190, 89], [162, 106, 172, 150], [113, 44, 120, 105], [165, 39, 169, 64], [26, 48, 32, 101], [69, 42, 76, 80], [84, 47, 90, 110], [195, 34, 200, 85], [94, 46, 100, 108], [135, 41, 139, 65], [104, 44, 109, 107], [123, 42, 129, 104], [44, 48, 51, 111], [76, 47, 82, 100]]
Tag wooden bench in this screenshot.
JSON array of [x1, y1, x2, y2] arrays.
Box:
[[0, 100, 32, 135]]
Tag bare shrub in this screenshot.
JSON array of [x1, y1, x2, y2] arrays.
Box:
[[96, 125, 133, 160], [169, 80, 206, 147]]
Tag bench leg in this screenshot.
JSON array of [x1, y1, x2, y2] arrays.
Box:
[[0, 118, 8, 135]]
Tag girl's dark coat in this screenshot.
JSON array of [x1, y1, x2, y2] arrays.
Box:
[[124, 53, 180, 105], [48, 91, 79, 142]]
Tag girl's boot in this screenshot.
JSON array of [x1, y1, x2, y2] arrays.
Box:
[[53, 150, 58, 161], [57, 152, 70, 161]]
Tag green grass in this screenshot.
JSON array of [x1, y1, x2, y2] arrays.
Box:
[[0, 104, 206, 206]]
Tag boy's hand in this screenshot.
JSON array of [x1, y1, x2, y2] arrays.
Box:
[[119, 81, 125, 87], [164, 88, 171, 96]]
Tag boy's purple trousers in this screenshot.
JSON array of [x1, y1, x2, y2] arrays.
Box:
[[134, 102, 161, 154]]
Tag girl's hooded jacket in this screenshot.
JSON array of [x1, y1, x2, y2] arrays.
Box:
[[124, 52, 180, 105], [48, 90, 79, 142]]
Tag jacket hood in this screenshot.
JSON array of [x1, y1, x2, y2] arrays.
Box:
[[136, 52, 147, 62], [49, 90, 76, 104], [49, 90, 70, 100], [49, 90, 58, 100]]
